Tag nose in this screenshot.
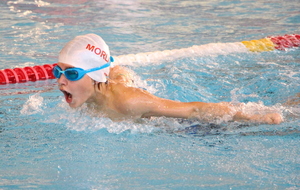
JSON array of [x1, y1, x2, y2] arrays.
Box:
[[57, 73, 68, 86]]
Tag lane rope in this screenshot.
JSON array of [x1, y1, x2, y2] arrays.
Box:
[[0, 34, 299, 85]]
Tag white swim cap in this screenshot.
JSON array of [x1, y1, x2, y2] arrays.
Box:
[[58, 33, 112, 82]]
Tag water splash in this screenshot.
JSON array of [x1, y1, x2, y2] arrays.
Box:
[[18, 90, 288, 135], [20, 93, 44, 115], [29, 96, 159, 134]]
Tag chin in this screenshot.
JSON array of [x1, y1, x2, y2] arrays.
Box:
[[68, 104, 77, 108], [68, 101, 82, 108]]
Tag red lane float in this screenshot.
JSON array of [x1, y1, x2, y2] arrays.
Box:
[[0, 64, 56, 85], [269, 34, 300, 50]]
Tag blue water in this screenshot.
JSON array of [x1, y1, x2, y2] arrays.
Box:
[[1, 0, 300, 189]]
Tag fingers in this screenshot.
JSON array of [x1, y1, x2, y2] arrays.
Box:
[[264, 113, 283, 124]]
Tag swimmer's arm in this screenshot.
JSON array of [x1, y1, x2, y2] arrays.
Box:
[[142, 100, 233, 122], [117, 86, 282, 124], [140, 98, 283, 124]]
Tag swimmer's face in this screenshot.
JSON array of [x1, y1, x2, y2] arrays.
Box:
[[56, 62, 96, 108]]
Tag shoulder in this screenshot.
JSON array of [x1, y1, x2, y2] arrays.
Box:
[[107, 82, 161, 116], [109, 65, 134, 86], [109, 82, 152, 100]]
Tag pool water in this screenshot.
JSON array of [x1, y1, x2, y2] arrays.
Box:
[[1, 0, 300, 189]]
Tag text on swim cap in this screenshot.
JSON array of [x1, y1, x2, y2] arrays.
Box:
[[86, 44, 109, 62]]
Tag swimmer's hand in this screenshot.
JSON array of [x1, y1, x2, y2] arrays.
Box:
[[233, 112, 283, 124]]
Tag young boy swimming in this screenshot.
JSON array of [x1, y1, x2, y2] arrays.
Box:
[[54, 33, 283, 124]]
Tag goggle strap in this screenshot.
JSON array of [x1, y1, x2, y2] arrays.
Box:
[[85, 62, 111, 73]]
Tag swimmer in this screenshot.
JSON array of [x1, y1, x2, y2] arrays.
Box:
[[54, 33, 283, 124]]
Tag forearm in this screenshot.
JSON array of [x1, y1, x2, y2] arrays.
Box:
[[190, 102, 283, 124], [189, 102, 235, 122]]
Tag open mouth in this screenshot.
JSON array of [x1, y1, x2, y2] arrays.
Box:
[[61, 90, 73, 104]]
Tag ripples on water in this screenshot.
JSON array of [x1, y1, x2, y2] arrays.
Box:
[[1, 0, 299, 67], [1, 0, 300, 189]]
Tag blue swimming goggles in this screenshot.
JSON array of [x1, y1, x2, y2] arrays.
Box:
[[53, 57, 113, 81]]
